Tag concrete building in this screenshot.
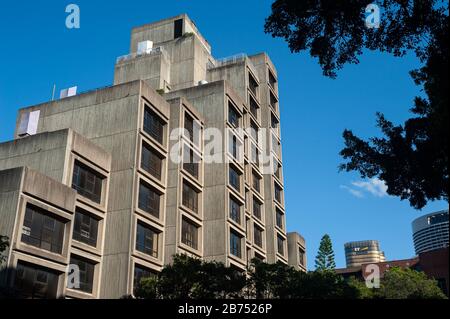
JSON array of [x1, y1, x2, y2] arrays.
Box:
[[344, 240, 386, 268], [412, 209, 449, 255], [287, 232, 307, 272], [0, 14, 306, 298]]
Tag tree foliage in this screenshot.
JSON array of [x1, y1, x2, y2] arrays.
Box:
[[265, 1, 449, 209], [315, 234, 336, 271]]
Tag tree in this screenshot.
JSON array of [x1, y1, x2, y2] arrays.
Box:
[[315, 234, 336, 271], [134, 254, 246, 299], [380, 267, 447, 299], [265, 1, 449, 209]]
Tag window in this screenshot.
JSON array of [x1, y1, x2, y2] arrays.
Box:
[[249, 95, 259, 119], [182, 181, 199, 213], [269, 90, 278, 111], [181, 218, 199, 249], [229, 134, 240, 160], [229, 165, 241, 192], [252, 171, 260, 193], [14, 262, 59, 299], [276, 209, 283, 229], [174, 19, 183, 39], [254, 225, 263, 248], [272, 135, 281, 158], [268, 69, 277, 89], [299, 248, 306, 266], [73, 208, 99, 247], [273, 160, 281, 179], [271, 113, 279, 130], [253, 197, 262, 220], [184, 113, 195, 144], [274, 183, 282, 203], [230, 231, 242, 258], [248, 72, 258, 97], [228, 102, 240, 128], [21, 204, 65, 254], [144, 106, 164, 144], [277, 235, 284, 255], [133, 265, 156, 293], [70, 256, 95, 294], [72, 161, 103, 204], [141, 143, 162, 180], [183, 146, 199, 179], [250, 121, 259, 142], [229, 196, 241, 224], [138, 181, 161, 218], [245, 190, 250, 211], [251, 144, 259, 165], [136, 222, 158, 258]]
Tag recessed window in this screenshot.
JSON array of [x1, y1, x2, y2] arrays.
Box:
[[277, 235, 285, 255], [276, 208, 284, 229], [229, 165, 241, 192], [183, 146, 199, 179], [272, 135, 281, 158], [299, 248, 306, 266], [229, 134, 241, 160], [248, 72, 258, 97], [21, 204, 65, 254], [136, 222, 159, 258], [271, 113, 279, 131], [73, 208, 99, 247], [70, 256, 95, 294], [229, 196, 241, 224], [269, 91, 278, 112], [268, 69, 277, 89], [182, 181, 199, 213], [251, 144, 259, 165], [249, 95, 259, 119], [254, 225, 263, 248], [133, 265, 156, 294], [230, 231, 242, 258], [138, 181, 161, 218], [228, 102, 240, 128], [72, 161, 103, 204], [174, 19, 183, 39], [141, 142, 163, 180], [250, 121, 259, 142], [273, 160, 282, 179], [181, 217, 199, 250], [253, 197, 262, 220], [143, 106, 165, 144], [14, 262, 59, 299], [274, 183, 282, 203], [252, 171, 261, 193]]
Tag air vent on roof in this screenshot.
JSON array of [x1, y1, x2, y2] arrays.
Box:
[[17, 110, 40, 137], [137, 41, 153, 55], [60, 86, 77, 99]]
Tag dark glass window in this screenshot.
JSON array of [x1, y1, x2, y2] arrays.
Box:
[[274, 183, 282, 203], [248, 73, 258, 97], [138, 181, 161, 218], [21, 204, 65, 254], [277, 235, 284, 255], [273, 160, 281, 179], [253, 197, 261, 220], [73, 208, 98, 247], [229, 166, 240, 192], [136, 222, 158, 258], [72, 161, 103, 204], [141, 143, 162, 179], [268, 69, 277, 89], [250, 121, 259, 142], [230, 231, 242, 258], [174, 19, 183, 39], [70, 256, 95, 294], [252, 171, 260, 193], [133, 265, 156, 293], [254, 226, 263, 248], [249, 95, 259, 119], [184, 113, 195, 143], [251, 144, 259, 165], [182, 181, 199, 213], [183, 146, 199, 179], [299, 248, 306, 266], [229, 135, 238, 159], [276, 209, 283, 229], [229, 196, 241, 224], [143, 106, 164, 144], [14, 262, 59, 299], [271, 113, 279, 130], [270, 91, 278, 111], [181, 218, 199, 249], [228, 102, 240, 128]]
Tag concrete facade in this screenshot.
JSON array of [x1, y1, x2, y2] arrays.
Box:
[[0, 14, 306, 299]]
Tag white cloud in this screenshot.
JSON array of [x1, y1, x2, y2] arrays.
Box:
[[351, 178, 388, 198], [340, 185, 364, 198]]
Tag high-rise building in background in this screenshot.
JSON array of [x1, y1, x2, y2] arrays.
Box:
[[0, 14, 306, 299], [412, 209, 449, 255], [344, 240, 386, 268]]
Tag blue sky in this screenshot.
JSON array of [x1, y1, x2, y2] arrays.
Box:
[[0, 1, 447, 269]]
